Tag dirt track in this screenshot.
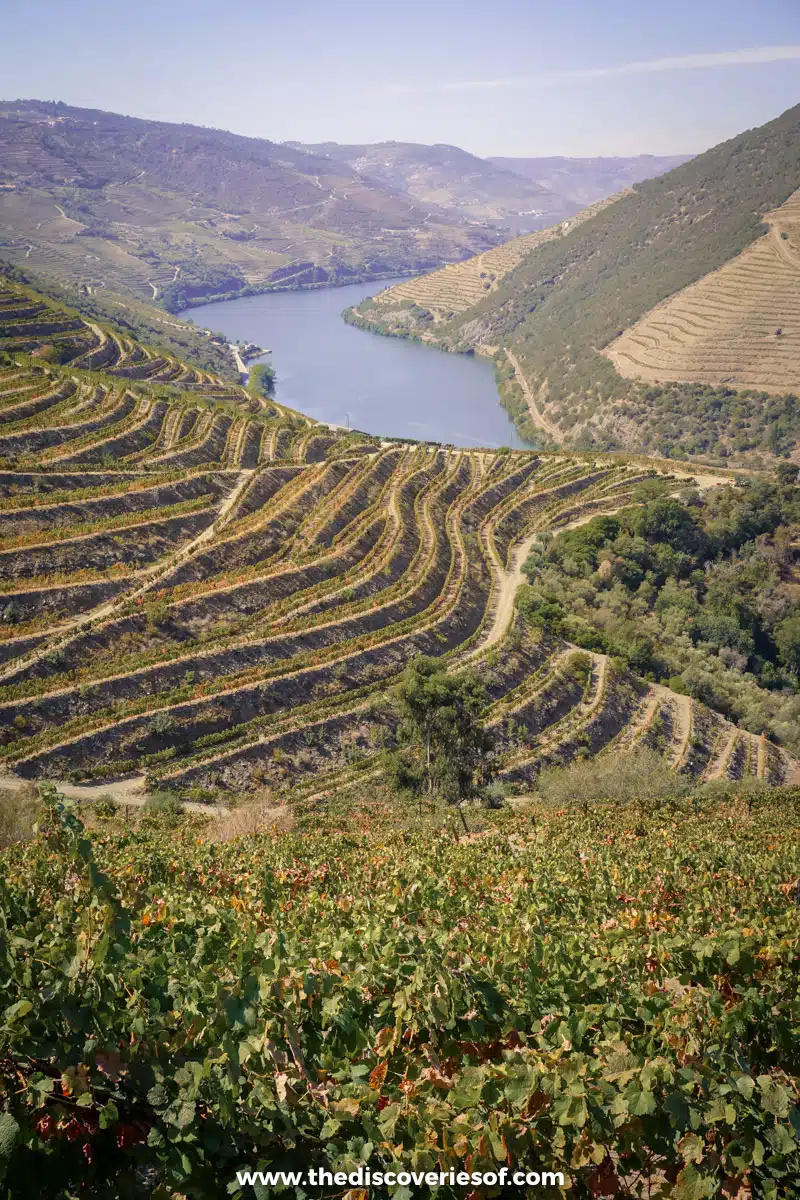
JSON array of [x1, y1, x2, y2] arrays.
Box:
[[0, 770, 228, 814]]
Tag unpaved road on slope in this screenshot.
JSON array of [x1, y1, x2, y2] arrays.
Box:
[[471, 529, 540, 655], [468, 463, 733, 658], [0, 770, 228, 814], [504, 350, 562, 443]]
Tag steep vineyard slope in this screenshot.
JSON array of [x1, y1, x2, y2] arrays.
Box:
[[0, 284, 795, 803], [605, 189, 800, 394], [359, 192, 625, 318], [350, 102, 800, 461]]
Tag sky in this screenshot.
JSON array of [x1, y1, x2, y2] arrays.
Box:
[[2, 0, 800, 157]]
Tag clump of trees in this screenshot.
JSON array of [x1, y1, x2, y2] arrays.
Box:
[[520, 469, 800, 750], [386, 656, 496, 820]]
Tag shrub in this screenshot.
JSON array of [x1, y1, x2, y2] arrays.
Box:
[[0, 784, 38, 848], [93, 794, 119, 819], [141, 791, 184, 826], [148, 711, 176, 737], [536, 746, 688, 811]]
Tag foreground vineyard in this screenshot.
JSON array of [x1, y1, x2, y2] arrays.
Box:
[[1, 789, 799, 1196], [1, 273, 798, 802]]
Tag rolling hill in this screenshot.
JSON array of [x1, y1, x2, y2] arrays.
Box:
[[288, 140, 569, 231], [350, 102, 800, 462], [0, 101, 502, 311], [0, 273, 797, 806]]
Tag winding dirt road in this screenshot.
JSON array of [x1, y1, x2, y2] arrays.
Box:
[[504, 350, 562, 443]]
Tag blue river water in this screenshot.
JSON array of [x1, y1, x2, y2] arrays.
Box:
[[180, 279, 531, 449]]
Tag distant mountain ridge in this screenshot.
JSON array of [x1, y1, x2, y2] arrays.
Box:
[[287, 140, 569, 232], [486, 154, 693, 207], [287, 142, 692, 234]]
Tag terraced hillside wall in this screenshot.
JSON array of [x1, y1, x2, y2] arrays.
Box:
[[1, 276, 796, 798], [605, 191, 800, 397]]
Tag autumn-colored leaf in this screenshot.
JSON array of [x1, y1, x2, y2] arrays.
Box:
[[369, 1060, 388, 1089]]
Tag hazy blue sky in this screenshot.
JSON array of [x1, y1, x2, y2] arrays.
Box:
[[3, 0, 800, 156]]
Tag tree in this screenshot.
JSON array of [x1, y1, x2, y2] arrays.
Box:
[[775, 614, 800, 678], [629, 498, 702, 555], [387, 657, 496, 817], [776, 461, 799, 486], [248, 361, 276, 399]]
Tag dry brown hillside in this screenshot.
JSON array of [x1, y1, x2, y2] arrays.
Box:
[[0, 102, 502, 310], [370, 192, 627, 316], [605, 189, 800, 394]]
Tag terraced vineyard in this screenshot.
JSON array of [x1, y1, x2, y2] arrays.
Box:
[[606, 189, 800, 394], [0, 279, 331, 473], [0, 276, 795, 805], [365, 192, 626, 318]]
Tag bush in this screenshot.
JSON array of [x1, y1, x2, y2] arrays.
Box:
[[536, 746, 688, 811], [483, 779, 507, 809], [141, 791, 185, 826], [0, 785, 38, 848], [93, 795, 119, 819], [148, 711, 176, 737]]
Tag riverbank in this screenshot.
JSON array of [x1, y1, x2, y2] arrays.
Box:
[[168, 268, 419, 314]]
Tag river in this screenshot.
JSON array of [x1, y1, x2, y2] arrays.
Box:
[[179, 280, 532, 449]]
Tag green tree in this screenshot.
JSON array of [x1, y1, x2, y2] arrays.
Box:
[[387, 657, 496, 815], [776, 461, 800, 487], [775, 614, 800, 677], [248, 361, 276, 399], [629, 497, 702, 555]]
